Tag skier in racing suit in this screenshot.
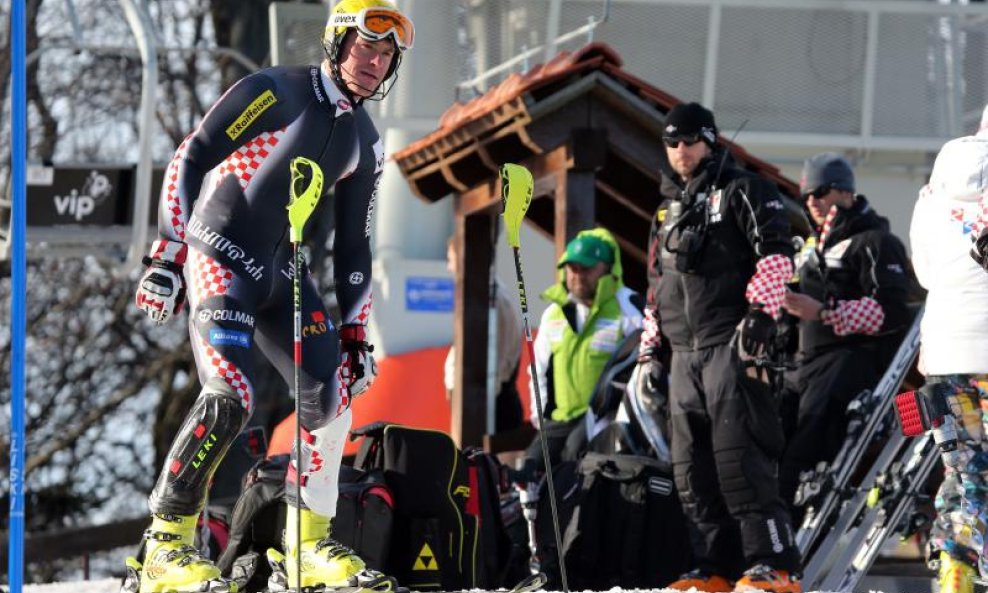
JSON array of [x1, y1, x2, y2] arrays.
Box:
[[913, 103, 988, 593], [635, 102, 801, 593], [131, 1, 413, 591]]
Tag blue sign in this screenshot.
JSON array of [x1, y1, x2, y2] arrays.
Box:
[[405, 276, 454, 312], [209, 328, 252, 348]]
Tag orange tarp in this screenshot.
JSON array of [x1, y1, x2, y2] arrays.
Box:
[[269, 342, 534, 457]]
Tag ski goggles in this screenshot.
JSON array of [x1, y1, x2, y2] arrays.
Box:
[[330, 8, 415, 51]]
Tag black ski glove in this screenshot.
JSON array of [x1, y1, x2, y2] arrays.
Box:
[[635, 356, 664, 396], [736, 304, 777, 362], [972, 229, 988, 273]]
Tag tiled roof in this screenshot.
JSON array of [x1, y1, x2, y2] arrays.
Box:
[[393, 41, 798, 201]]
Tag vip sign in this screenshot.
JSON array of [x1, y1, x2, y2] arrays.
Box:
[[28, 167, 124, 226]]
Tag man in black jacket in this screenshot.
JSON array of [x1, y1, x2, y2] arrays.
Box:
[[779, 153, 917, 517], [636, 102, 801, 592]]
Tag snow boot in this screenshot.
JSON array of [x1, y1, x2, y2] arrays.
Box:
[[939, 552, 977, 593], [667, 568, 734, 592], [125, 513, 237, 593], [734, 564, 801, 593], [268, 507, 398, 592]]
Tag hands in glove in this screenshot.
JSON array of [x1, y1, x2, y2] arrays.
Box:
[[735, 304, 777, 362], [340, 324, 377, 396], [135, 239, 188, 325], [972, 230, 988, 273], [635, 355, 664, 397]]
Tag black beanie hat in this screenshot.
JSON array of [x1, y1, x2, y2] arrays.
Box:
[[663, 102, 718, 147], [800, 152, 855, 197]]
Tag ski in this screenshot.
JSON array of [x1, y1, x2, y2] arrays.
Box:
[[795, 307, 923, 565], [813, 433, 939, 593]]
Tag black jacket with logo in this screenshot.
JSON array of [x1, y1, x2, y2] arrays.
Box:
[[646, 150, 794, 352], [797, 196, 918, 357]]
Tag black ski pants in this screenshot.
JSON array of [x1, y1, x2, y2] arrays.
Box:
[[779, 345, 884, 519], [670, 343, 799, 577]]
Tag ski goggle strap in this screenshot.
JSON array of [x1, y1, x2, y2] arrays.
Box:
[[330, 8, 414, 51]]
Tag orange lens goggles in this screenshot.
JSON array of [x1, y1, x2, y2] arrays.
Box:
[[331, 8, 414, 51]]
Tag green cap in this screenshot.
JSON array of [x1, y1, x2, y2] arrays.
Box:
[[558, 233, 614, 268]]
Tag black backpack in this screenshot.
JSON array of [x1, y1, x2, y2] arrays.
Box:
[[535, 452, 692, 590], [216, 454, 394, 591], [352, 422, 507, 591]]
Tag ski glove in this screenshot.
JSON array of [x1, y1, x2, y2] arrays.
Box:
[[735, 304, 776, 362], [135, 239, 188, 326], [972, 229, 988, 273], [340, 324, 377, 397], [635, 357, 664, 399]]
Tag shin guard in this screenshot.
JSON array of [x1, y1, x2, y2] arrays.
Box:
[[149, 376, 249, 515]]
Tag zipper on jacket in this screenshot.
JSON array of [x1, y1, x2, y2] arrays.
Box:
[[680, 273, 698, 350]]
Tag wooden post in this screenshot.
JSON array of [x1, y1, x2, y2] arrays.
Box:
[[451, 203, 495, 448]]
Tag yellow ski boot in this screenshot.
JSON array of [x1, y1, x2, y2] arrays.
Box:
[[271, 507, 396, 592], [131, 513, 236, 593], [939, 552, 977, 593]]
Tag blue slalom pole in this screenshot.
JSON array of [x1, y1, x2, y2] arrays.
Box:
[[9, 0, 28, 591]]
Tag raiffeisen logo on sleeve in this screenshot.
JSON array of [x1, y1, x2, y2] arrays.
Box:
[[226, 90, 277, 140]]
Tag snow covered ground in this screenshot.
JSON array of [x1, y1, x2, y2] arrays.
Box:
[[12, 585, 896, 593], [22, 579, 119, 592]]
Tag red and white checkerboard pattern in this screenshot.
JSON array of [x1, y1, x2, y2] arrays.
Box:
[[745, 253, 794, 319], [975, 190, 988, 237], [199, 338, 254, 411], [213, 129, 285, 192], [149, 239, 188, 265], [827, 296, 885, 336], [163, 135, 193, 241], [188, 250, 233, 300], [335, 367, 351, 419], [346, 293, 373, 326], [639, 307, 662, 357], [818, 205, 839, 250]]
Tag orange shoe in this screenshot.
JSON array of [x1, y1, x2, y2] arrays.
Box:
[[667, 568, 734, 592], [734, 564, 801, 593]]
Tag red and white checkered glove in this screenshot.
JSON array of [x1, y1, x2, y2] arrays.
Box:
[[822, 297, 885, 336], [135, 239, 188, 325], [340, 324, 377, 396], [745, 254, 793, 320]]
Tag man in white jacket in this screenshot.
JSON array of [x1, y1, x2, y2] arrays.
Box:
[[909, 103, 988, 593]]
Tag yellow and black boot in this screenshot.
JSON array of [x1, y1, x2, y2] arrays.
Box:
[[132, 513, 236, 593], [272, 507, 396, 592], [939, 552, 977, 593]]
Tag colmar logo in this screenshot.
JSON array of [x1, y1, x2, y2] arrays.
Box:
[[766, 518, 784, 553], [198, 308, 255, 328]]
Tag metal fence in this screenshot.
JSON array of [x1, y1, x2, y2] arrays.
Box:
[[271, 0, 988, 150]]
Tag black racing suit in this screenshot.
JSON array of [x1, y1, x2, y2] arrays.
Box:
[[779, 196, 917, 514], [644, 151, 799, 577], [148, 63, 383, 517]]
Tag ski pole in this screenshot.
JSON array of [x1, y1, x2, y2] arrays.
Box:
[[500, 163, 569, 593], [286, 156, 325, 591]]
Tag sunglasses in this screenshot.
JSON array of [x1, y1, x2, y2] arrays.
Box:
[[330, 8, 415, 51], [803, 186, 834, 200], [662, 133, 702, 148]]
